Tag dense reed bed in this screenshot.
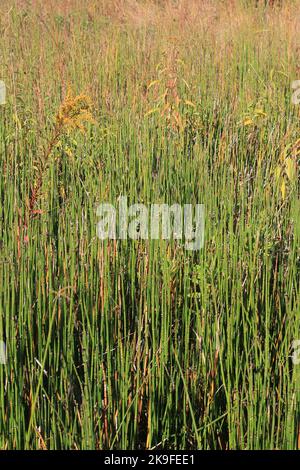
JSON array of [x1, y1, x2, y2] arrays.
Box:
[[0, 0, 299, 449]]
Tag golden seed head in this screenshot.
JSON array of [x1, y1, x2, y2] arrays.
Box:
[[56, 86, 95, 133]]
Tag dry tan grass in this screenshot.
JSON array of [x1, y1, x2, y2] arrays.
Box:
[[1, 0, 300, 123], [1, 0, 299, 40]]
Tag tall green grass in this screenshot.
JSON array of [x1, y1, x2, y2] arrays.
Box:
[[0, 0, 299, 449]]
